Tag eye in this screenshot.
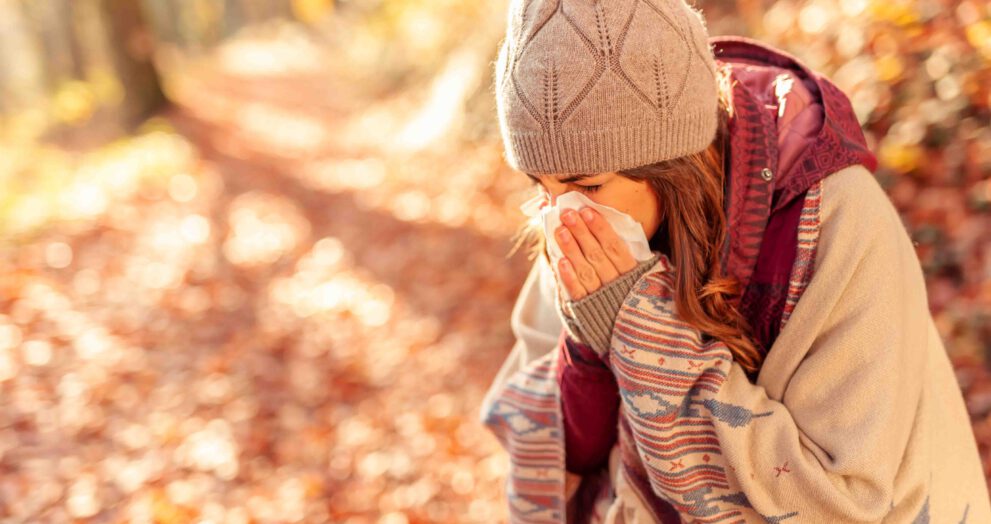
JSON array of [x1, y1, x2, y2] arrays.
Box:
[[576, 184, 602, 194]]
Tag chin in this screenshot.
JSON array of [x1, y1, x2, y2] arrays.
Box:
[[640, 221, 659, 241]]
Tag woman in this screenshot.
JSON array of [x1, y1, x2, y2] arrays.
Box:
[[479, 1, 991, 523]]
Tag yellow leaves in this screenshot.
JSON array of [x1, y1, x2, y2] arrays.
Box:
[[868, 1, 920, 27], [89, 69, 126, 106], [52, 80, 97, 124], [292, 0, 334, 25], [878, 140, 923, 173], [0, 131, 194, 240], [966, 20, 991, 60], [874, 54, 904, 83], [35, 71, 122, 127], [0, 109, 47, 143]]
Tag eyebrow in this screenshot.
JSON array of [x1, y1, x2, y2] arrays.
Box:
[[525, 173, 598, 184]]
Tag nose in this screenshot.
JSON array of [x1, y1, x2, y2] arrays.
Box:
[[540, 182, 567, 207], [540, 190, 563, 209]]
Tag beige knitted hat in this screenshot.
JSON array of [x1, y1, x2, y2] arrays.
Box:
[[494, 0, 719, 175]]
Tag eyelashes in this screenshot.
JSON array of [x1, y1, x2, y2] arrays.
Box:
[[577, 184, 602, 194], [527, 177, 603, 194]]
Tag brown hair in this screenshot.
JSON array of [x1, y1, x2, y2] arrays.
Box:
[[508, 95, 766, 378]]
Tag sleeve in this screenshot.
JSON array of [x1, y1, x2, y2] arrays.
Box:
[[612, 166, 929, 523], [559, 254, 661, 356], [552, 255, 661, 475], [556, 330, 620, 475]]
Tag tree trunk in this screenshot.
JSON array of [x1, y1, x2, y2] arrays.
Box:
[[221, 0, 245, 39], [0, 0, 47, 114], [99, 0, 166, 128], [139, 0, 180, 46]]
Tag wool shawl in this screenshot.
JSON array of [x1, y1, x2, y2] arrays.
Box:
[[479, 36, 991, 523]]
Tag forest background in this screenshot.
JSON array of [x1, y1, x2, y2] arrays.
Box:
[[0, 0, 989, 522]]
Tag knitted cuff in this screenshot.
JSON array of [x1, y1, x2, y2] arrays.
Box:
[[560, 254, 660, 356]]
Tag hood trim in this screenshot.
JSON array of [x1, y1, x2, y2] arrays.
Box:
[[710, 35, 878, 292]]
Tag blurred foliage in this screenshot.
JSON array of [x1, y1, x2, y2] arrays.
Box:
[[0, 0, 988, 522]]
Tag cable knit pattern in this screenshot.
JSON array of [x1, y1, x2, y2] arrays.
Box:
[[495, 0, 719, 174]]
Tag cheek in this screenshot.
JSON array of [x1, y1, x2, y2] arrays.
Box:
[[596, 180, 660, 232], [615, 185, 654, 217], [623, 184, 661, 236]]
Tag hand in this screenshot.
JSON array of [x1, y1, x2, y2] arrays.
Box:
[[554, 207, 638, 301]]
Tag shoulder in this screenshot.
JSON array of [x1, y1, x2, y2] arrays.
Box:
[[813, 164, 926, 291], [818, 164, 906, 241], [819, 164, 887, 208]]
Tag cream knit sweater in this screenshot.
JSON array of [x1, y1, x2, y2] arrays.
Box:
[[479, 164, 991, 522]]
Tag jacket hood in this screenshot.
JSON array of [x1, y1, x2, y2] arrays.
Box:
[[709, 35, 878, 291]]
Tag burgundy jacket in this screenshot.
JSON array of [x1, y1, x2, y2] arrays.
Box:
[[557, 35, 878, 496]]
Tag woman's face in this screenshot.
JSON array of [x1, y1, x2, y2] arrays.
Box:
[[527, 172, 663, 240]]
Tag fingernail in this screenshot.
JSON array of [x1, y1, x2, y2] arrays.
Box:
[[561, 210, 577, 225], [557, 228, 570, 243], [580, 208, 594, 222]]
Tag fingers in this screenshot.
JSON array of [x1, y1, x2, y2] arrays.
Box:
[[556, 222, 604, 294], [577, 207, 638, 273], [558, 258, 588, 300], [562, 209, 619, 284], [559, 208, 625, 283], [554, 206, 639, 300]]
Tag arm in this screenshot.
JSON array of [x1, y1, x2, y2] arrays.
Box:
[[555, 254, 660, 475], [612, 166, 928, 522]]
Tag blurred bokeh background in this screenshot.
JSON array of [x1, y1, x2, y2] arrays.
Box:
[[0, 0, 988, 522]]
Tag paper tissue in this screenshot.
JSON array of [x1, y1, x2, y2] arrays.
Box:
[[519, 191, 656, 284]]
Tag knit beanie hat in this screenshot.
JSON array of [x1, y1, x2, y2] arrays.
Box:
[[494, 0, 719, 175]]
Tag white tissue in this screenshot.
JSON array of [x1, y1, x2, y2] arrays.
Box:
[[519, 191, 655, 274]]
